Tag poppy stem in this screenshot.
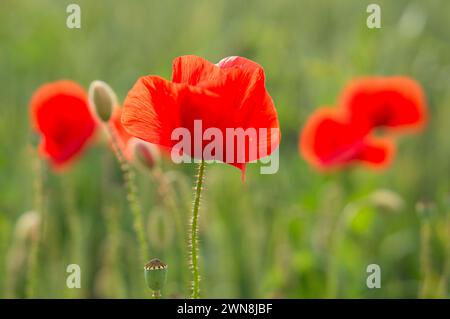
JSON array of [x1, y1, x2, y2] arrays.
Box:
[[151, 168, 188, 288], [437, 212, 450, 297], [152, 168, 183, 236], [190, 160, 206, 299], [326, 202, 360, 298], [107, 125, 148, 265], [26, 146, 45, 298], [152, 290, 161, 299], [418, 216, 432, 298]]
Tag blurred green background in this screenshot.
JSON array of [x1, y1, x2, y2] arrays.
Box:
[[0, 0, 449, 298]]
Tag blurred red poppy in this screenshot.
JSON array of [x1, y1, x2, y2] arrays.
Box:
[[30, 80, 97, 168], [300, 108, 394, 170], [122, 55, 280, 177], [339, 77, 427, 133]]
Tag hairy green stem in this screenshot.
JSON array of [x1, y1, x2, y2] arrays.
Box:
[[107, 125, 148, 264], [190, 161, 206, 299]]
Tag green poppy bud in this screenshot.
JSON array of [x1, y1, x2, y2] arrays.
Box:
[[88, 80, 116, 122], [144, 258, 167, 295]]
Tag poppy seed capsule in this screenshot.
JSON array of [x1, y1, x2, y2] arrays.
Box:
[[131, 139, 160, 170], [144, 258, 167, 292], [88, 80, 116, 122]]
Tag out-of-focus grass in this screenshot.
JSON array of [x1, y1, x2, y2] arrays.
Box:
[[0, 0, 449, 298]]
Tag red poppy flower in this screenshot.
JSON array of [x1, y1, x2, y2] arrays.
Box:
[[339, 77, 427, 132], [300, 108, 394, 170], [30, 80, 97, 168], [122, 55, 280, 177]]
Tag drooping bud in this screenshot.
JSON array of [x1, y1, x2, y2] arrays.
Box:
[[88, 80, 116, 122], [369, 189, 404, 213], [131, 139, 160, 171], [144, 258, 167, 296], [15, 211, 40, 242]]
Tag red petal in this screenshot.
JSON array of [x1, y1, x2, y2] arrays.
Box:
[[210, 56, 280, 165], [356, 137, 395, 169], [123, 56, 280, 179], [122, 75, 184, 147], [339, 77, 427, 132], [30, 80, 97, 168], [172, 55, 223, 85], [216, 56, 261, 73], [300, 107, 391, 170], [109, 107, 133, 160]]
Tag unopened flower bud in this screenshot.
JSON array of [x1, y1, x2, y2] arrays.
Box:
[[131, 139, 160, 171], [15, 211, 40, 242], [88, 80, 116, 122], [370, 189, 404, 213], [144, 258, 167, 293]]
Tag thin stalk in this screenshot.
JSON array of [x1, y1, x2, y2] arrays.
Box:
[[151, 168, 188, 288], [326, 203, 359, 298], [419, 218, 432, 298], [190, 160, 206, 299], [107, 125, 148, 264], [152, 168, 183, 236], [26, 237, 39, 298], [25, 147, 44, 298], [61, 177, 84, 298], [101, 148, 127, 298], [152, 290, 161, 299], [437, 213, 450, 297]]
